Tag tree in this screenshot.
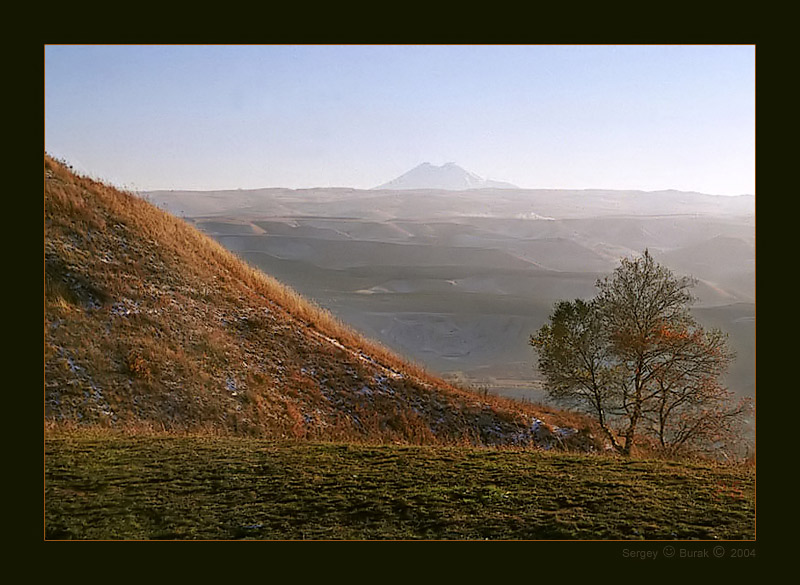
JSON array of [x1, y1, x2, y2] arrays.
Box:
[[530, 298, 624, 452], [531, 250, 749, 457]]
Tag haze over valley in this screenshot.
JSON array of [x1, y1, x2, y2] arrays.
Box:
[[145, 163, 755, 405]]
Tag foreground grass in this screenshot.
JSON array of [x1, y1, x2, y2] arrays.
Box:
[[44, 435, 755, 540]]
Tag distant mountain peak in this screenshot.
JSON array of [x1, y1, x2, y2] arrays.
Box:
[[374, 163, 518, 191]]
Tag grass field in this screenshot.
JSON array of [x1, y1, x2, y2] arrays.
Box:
[[44, 435, 755, 540]]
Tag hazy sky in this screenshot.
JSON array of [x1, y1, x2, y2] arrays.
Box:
[[45, 45, 755, 195]]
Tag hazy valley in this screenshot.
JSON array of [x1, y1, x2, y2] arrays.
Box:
[[146, 179, 755, 405]]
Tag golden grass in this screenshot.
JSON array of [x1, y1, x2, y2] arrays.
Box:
[[44, 154, 603, 446], [46, 156, 410, 376], [45, 156, 546, 404]]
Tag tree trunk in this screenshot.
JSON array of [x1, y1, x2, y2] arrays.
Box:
[[598, 421, 623, 454], [622, 365, 644, 456]]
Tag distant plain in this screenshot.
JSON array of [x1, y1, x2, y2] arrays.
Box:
[[146, 187, 755, 406]]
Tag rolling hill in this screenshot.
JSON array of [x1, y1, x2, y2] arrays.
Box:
[[44, 156, 597, 449]]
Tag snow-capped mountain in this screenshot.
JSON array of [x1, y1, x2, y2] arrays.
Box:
[[373, 162, 519, 191]]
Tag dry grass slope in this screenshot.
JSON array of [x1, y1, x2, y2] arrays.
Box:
[[44, 155, 600, 448]]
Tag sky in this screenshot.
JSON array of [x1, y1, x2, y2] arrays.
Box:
[[44, 45, 756, 195]]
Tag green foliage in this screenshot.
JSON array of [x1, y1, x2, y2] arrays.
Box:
[[531, 251, 748, 458]]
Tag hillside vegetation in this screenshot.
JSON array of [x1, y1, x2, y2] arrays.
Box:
[[44, 156, 597, 448]]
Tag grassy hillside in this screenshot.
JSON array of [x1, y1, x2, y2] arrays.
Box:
[[45, 433, 755, 540], [44, 156, 597, 448], [44, 158, 755, 541]]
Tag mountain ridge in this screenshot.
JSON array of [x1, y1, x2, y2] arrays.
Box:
[[143, 186, 754, 221]]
